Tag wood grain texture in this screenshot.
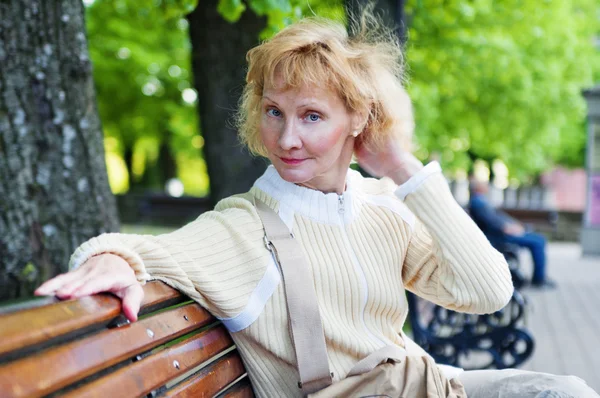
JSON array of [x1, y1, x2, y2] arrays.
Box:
[[60, 326, 233, 398], [0, 281, 185, 358], [0, 303, 214, 398], [138, 281, 187, 315], [215, 378, 255, 398], [163, 351, 246, 397], [0, 294, 121, 359]]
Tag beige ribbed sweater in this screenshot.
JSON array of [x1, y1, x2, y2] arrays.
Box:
[[70, 162, 513, 397]]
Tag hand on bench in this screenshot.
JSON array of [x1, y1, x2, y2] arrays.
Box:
[[34, 254, 144, 322]]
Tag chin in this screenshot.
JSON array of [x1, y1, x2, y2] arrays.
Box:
[[273, 164, 314, 184]]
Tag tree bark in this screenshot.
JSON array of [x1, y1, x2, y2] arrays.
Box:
[[0, 0, 119, 300], [187, 1, 268, 205]]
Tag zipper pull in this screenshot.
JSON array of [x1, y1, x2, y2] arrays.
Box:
[[338, 195, 345, 214]]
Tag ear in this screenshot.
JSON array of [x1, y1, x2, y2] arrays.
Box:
[[350, 108, 368, 135]]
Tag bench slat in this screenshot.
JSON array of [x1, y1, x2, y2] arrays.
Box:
[[0, 303, 214, 398], [60, 325, 233, 398], [163, 351, 246, 397], [216, 379, 255, 398], [0, 281, 186, 360], [138, 281, 187, 315], [0, 295, 121, 360]]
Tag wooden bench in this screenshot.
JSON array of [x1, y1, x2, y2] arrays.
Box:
[[0, 281, 535, 397], [0, 281, 254, 398]]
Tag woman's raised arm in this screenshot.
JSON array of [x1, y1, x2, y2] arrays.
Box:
[[356, 139, 513, 313]]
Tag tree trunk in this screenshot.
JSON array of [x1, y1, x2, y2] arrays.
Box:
[[0, 0, 119, 300], [187, 1, 268, 205]]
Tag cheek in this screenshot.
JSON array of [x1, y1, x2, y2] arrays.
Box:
[[306, 124, 347, 156], [260, 119, 279, 150]]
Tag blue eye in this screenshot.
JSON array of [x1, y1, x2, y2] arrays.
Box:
[[306, 113, 321, 122], [267, 108, 281, 117]]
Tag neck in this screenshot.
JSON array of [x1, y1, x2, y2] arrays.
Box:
[[296, 171, 348, 195]]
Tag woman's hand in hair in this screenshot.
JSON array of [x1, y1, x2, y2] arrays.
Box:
[[34, 253, 144, 322], [354, 138, 423, 185]]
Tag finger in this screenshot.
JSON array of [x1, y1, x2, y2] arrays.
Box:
[[35, 270, 86, 296], [56, 273, 97, 299], [68, 273, 126, 298], [70, 265, 138, 298], [119, 284, 144, 322]]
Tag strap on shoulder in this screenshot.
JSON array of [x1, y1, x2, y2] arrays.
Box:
[[254, 198, 333, 395]]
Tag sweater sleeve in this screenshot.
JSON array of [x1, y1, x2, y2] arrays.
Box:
[[397, 164, 513, 314], [68, 194, 271, 318]]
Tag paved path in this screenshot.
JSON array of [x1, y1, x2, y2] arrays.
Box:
[[519, 242, 600, 392]]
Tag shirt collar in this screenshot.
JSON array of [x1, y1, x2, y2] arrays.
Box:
[[253, 165, 360, 225]]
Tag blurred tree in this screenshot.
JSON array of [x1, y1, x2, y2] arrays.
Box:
[[0, 0, 119, 300], [85, 0, 598, 198], [85, 0, 343, 202], [404, 0, 599, 181], [85, 0, 209, 196], [188, 1, 268, 205]]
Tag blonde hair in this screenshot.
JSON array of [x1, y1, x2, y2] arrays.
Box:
[[237, 11, 414, 157]]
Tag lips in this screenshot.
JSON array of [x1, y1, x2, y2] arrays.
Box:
[[280, 157, 306, 165]]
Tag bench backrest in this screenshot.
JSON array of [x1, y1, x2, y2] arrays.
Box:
[[0, 281, 254, 398]]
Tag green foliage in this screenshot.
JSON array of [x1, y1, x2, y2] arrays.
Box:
[[85, 0, 208, 196], [86, 0, 341, 196], [217, 0, 294, 33], [405, 0, 599, 180], [86, 0, 598, 195], [217, 0, 344, 38], [218, 0, 247, 22], [218, 0, 598, 179]]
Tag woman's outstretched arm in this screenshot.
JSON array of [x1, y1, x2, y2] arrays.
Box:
[[36, 194, 271, 322]]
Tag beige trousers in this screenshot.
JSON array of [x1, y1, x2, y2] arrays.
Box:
[[458, 369, 599, 398]]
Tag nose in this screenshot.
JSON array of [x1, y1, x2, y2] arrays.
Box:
[[278, 120, 302, 151]]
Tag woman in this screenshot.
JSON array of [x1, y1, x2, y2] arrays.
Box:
[[36, 14, 596, 398]]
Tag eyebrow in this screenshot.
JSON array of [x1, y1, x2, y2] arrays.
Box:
[[262, 96, 326, 109], [299, 101, 326, 109], [262, 96, 279, 105]]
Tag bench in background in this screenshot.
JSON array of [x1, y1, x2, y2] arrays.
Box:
[[406, 290, 535, 370], [501, 208, 559, 237]]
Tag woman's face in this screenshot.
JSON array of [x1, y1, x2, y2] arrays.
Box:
[[260, 81, 360, 194]]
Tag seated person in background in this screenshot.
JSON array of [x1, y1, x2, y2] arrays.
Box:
[[469, 180, 554, 288]]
